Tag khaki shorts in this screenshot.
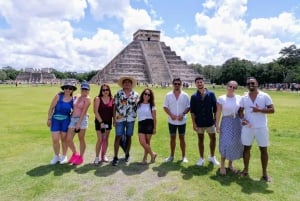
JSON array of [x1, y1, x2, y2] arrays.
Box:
[[241, 127, 269, 147], [197, 125, 216, 134]]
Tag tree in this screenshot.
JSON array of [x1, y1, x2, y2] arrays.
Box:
[[2, 66, 19, 80], [220, 57, 253, 85], [0, 70, 7, 81], [277, 45, 300, 82]]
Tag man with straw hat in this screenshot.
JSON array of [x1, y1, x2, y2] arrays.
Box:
[[112, 77, 139, 166]]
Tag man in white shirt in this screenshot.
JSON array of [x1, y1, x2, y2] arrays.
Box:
[[163, 78, 190, 163], [239, 77, 275, 182]]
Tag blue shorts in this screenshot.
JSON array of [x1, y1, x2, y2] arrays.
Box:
[[68, 116, 89, 129], [168, 123, 186, 135], [115, 121, 135, 137], [51, 118, 70, 133]]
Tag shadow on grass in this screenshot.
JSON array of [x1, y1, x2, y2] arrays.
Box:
[[181, 163, 214, 180], [92, 159, 150, 177], [26, 164, 76, 177], [151, 160, 214, 178], [210, 169, 274, 195]]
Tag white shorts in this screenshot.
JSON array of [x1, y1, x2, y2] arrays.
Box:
[[68, 116, 89, 129], [241, 126, 269, 147]]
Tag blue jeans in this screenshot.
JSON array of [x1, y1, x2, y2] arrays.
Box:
[[115, 121, 135, 136]]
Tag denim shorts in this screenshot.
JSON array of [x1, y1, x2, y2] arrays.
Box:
[[168, 123, 186, 135], [115, 121, 135, 136], [68, 116, 89, 129], [51, 118, 70, 133]]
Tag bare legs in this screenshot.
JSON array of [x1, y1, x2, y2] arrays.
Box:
[[52, 132, 67, 156], [197, 133, 217, 158], [139, 134, 156, 163], [169, 134, 186, 159]]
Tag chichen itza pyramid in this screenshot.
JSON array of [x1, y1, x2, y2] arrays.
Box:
[[91, 29, 201, 84]]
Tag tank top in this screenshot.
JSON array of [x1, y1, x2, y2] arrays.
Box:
[[53, 93, 73, 120], [97, 97, 114, 122]]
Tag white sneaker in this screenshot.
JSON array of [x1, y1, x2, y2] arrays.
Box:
[[165, 156, 174, 162], [182, 157, 188, 163], [50, 155, 60, 165], [208, 156, 220, 165], [59, 155, 68, 164], [196, 158, 205, 166]]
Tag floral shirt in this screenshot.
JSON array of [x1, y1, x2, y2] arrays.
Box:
[[114, 89, 139, 122]]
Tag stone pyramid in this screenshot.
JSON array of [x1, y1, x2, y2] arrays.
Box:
[[91, 29, 201, 85]]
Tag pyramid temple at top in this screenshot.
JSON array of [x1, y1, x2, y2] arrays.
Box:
[[91, 29, 201, 84]]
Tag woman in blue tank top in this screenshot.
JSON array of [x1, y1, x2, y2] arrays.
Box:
[[47, 81, 77, 165]]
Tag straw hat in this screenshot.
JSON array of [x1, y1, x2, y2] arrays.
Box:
[[61, 81, 77, 91], [117, 76, 137, 88]]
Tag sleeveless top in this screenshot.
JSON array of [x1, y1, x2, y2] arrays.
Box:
[[72, 96, 87, 117], [53, 93, 73, 120], [97, 97, 114, 123]]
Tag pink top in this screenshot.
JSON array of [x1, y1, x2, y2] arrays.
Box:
[[72, 96, 88, 117]]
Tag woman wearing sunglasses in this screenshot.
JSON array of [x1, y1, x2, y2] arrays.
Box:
[[137, 88, 157, 164], [47, 81, 76, 165], [93, 84, 114, 165], [66, 81, 91, 165], [215, 80, 243, 175]]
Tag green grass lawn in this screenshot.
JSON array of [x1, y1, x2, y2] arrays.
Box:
[[0, 83, 299, 201]]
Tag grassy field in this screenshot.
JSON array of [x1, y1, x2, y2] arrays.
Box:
[[0, 83, 299, 201]]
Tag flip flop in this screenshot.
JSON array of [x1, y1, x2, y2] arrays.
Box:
[[151, 154, 157, 163]]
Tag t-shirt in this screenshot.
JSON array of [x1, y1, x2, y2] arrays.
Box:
[[137, 103, 156, 121], [240, 91, 273, 128], [217, 95, 241, 117]]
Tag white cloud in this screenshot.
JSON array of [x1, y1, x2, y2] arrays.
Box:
[[0, 0, 300, 72]]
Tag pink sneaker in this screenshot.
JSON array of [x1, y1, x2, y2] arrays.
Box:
[[72, 155, 83, 165], [68, 153, 79, 164]]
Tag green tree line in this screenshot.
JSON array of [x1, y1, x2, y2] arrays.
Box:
[[191, 44, 300, 85], [0, 67, 97, 83], [1, 45, 300, 85]]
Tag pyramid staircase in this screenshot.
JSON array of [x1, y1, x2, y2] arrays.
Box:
[[91, 30, 201, 84]]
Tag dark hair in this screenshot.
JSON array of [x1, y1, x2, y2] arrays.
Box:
[[172, 78, 181, 84], [246, 77, 258, 84], [60, 90, 73, 96], [137, 88, 155, 110], [98, 84, 113, 98], [195, 76, 204, 82]]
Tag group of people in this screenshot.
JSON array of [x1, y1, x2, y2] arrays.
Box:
[[47, 76, 274, 182]]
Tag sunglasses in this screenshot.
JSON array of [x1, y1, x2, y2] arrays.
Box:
[[64, 87, 73, 90], [228, 85, 237, 89], [173, 83, 181, 86], [102, 89, 109, 92], [247, 82, 256, 86], [144, 93, 151, 96]]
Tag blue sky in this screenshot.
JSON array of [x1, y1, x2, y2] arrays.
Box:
[[0, 0, 300, 72]]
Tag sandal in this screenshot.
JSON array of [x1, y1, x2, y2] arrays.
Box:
[[228, 166, 239, 174], [151, 153, 157, 163], [260, 175, 272, 182], [219, 167, 226, 175], [238, 171, 249, 177]]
